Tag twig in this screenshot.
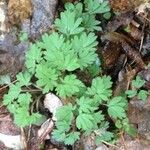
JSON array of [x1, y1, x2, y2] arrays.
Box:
[[0, 80, 17, 91], [139, 22, 145, 52], [22, 89, 42, 92], [20, 127, 28, 150], [120, 132, 127, 150], [101, 140, 119, 148]]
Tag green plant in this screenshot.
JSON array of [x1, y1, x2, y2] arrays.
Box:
[[125, 75, 149, 101], [2, 0, 132, 146], [52, 76, 128, 145]]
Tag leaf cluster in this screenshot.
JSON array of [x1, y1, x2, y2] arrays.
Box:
[[1, 0, 132, 146], [3, 72, 41, 127], [125, 76, 149, 101], [53, 76, 128, 144]]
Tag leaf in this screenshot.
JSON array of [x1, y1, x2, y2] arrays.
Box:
[[125, 90, 137, 98], [85, 0, 110, 14], [42, 32, 65, 51], [55, 121, 71, 132], [56, 104, 74, 123], [56, 75, 84, 98], [77, 96, 97, 113], [35, 62, 58, 93], [55, 10, 84, 36], [76, 113, 94, 130], [82, 13, 101, 31], [132, 76, 145, 88], [108, 96, 127, 119], [7, 102, 19, 113], [53, 104, 74, 142], [14, 108, 41, 127], [17, 93, 32, 106], [44, 34, 80, 71], [96, 131, 114, 144], [115, 120, 122, 129], [72, 32, 98, 68], [103, 12, 111, 20], [16, 71, 32, 86], [87, 58, 101, 77], [25, 44, 42, 73], [52, 129, 66, 142], [137, 90, 149, 101], [65, 132, 80, 145], [3, 83, 21, 105], [65, 2, 83, 18], [86, 76, 112, 102], [63, 50, 80, 71], [125, 124, 137, 137], [93, 112, 104, 125]]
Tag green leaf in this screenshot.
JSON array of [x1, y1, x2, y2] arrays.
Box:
[[44, 33, 79, 71], [137, 90, 149, 101], [108, 96, 127, 119], [55, 10, 84, 36], [72, 32, 98, 68], [3, 83, 21, 105], [55, 121, 71, 132], [125, 90, 137, 98], [82, 13, 101, 31], [42, 32, 65, 51], [132, 76, 145, 88], [115, 120, 122, 129], [93, 112, 104, 125], [53, 104, 75, 143], [103, 12, 111, 20], [56, 104, 74, 123], [16, 71, 32, 86], [125, 124, 137, 137], [25, 44, 42, 73], [56, 75, 84, 98], [35, 62, 58, 93], [52, 130, 66, 142], [65, 132, 80, 145], [87, 76, 112, 102], [85, 0, 110, 14], [17, 93, 32, 106], [14, 108, 41, 127], [87, 58, 101, 77], [65, 2, 83, 18], [77, 96, 97, 113], [76, 113, 94, 130], [96, 131, 114, 144]]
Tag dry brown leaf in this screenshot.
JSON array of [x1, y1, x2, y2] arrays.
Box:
[[109, 0, 150, 12], [102, 32, 146, 69]]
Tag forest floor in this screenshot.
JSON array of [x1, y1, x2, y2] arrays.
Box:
[[0, 0, 150, 150]]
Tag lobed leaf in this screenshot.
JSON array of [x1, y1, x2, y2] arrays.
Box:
[[108, 96, 127, 119], [56, 75, 84, 98], [35, 62, 59, 93]]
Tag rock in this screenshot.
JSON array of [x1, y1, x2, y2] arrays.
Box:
[[0, 0, 7, 42], [95, 144, 109, 150], [0, 0, 58, 77], [30, 0, 58, 39], [7, 0, 32, 26], [44, 93, 63, 121], [0, 33, 29, 77]]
